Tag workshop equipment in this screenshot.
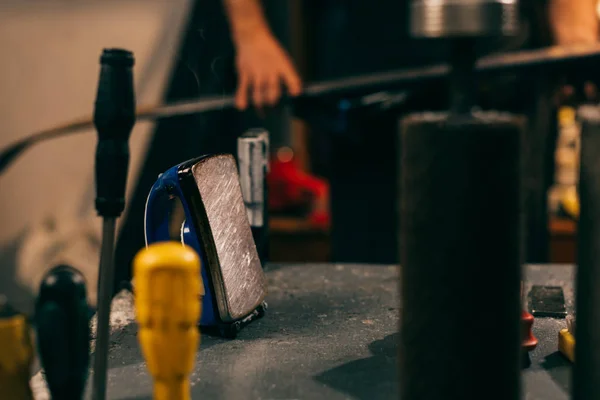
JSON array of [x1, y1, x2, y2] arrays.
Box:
[[238, 129, 270, 264], [0, 297, 33, 400], [133, 242, 202, 400], [400, 1, 523, 399], [3, 44, 600, 175], [35, 265, 91, 400], [145, 154, 267, 338], [92, 48, 136, 400], [573, 105, 600, 399]]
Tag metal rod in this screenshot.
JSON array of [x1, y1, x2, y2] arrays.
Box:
[[92, 217, 117, 400], [449, 38, 477, 114], [2, 44, 600, 176]]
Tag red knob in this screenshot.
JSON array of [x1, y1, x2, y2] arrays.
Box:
[[521, 310, 538, 352]]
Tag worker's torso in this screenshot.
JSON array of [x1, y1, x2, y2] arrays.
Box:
[[307, 0, 537, 79]]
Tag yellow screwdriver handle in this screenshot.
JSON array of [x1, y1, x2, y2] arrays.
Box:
[[133, 242, 203, 400], [0, 306, 34, 400]]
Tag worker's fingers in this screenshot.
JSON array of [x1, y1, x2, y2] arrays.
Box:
[[235, 72, 250, 110], [252, 74, 268, 109], [265, 74, 281, 106], [282, 63, 302, 97]]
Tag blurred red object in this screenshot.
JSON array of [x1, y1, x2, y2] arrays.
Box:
[[268, 149, 330, 230], [521, 310, 538, 352]]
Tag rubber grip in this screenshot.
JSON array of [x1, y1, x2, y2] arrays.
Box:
[[133, 243, 203, 400]]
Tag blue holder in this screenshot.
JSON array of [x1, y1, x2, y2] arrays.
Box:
[[144, 161, 218, 326]]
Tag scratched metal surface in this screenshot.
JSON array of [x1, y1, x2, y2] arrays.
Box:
[[72, 263, 573, 400], [191, 155, 267, 321]]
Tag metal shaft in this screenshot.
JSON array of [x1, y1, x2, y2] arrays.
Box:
[[573, 106, 600, 400], [3, 43, 600, 176], [92, 218, 116, 400]]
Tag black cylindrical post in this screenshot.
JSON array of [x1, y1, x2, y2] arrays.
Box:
[[35, 265, 90, 400], [399, 112, 524, 400], [573, 106, 600, 400]]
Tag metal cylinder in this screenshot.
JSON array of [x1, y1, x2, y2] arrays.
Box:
[[573, 105, 600, 400], [399, 112, 524, 400], [238, 129, 270, 264], [410, 0, 520, 38]]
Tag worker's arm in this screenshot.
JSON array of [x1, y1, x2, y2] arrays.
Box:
[[548, 0, 599, 45], [223, 0, 301, 110]]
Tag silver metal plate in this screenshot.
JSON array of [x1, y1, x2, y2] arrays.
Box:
[[191, 154, 267, 321], [410, 0, 520, 38], [237, 129, 269, 227]]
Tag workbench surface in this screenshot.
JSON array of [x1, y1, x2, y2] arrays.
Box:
[[31, 263, 575, 400]]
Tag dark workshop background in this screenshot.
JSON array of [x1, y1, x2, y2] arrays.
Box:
[[114, 0, 592, 284]]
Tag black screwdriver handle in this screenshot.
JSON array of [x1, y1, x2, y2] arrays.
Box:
[[93, 48, 136, 218], [35, 265, 91, 400]]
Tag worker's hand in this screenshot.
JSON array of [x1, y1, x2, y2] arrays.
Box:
[[548, 0, 599, 45], [233, 30, 302, 110]]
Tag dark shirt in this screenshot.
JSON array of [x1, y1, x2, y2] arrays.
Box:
[[306, 0, 538, 80]]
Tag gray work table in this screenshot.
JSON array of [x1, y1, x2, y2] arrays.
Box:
[[61, 263, 574, 400]]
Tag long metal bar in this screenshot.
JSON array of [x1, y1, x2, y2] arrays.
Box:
[[2, 43, 600, 176]]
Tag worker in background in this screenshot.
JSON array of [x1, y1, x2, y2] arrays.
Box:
[[1, 0, 597, 314], [0, 0, 301, 315]]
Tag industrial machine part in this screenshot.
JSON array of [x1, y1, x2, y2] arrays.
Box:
[[0, 297, 34, 400], [35, 265, 91, 400], [573, 105, 600, 399], [400, 1, 523, 399], [92, 48, 136, 400], [3, 43, 600, 175], [133, 242, 202, 400], [400, 113, 524, 400], [237, 129, 270, 264], [410, 0, 519, 38], [144, 154, 267, 338]]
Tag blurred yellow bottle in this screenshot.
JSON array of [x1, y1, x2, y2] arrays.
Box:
[[0, 300, 33, 400], [561, 185, 580, 220], [133, 242, 203, 400]]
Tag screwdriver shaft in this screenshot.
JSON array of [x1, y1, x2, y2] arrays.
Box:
[[92, 218, 116, 400]]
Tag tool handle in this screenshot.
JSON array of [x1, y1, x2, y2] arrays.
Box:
[[93, 48, 136, 218], [133, 242, 203, 400], [35, 265, 90, 400], [144, 182, 174, 244], [0, 299, 34, 400], [144, 164, 219, 327]]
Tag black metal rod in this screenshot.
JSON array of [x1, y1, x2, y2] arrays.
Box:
[[449, 38, 477, 114], [92, 218, 116, 400], [573, 106, 600, 400], [399, 113, 524, 400]]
